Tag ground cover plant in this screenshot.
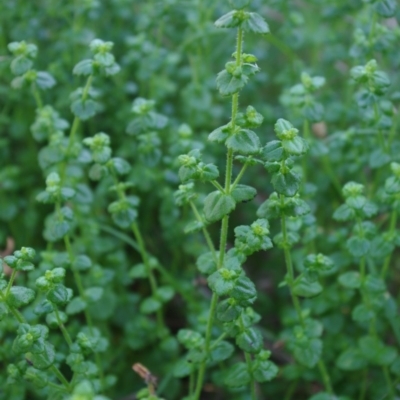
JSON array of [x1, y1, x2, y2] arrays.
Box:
[[1, 0, 400, 399]]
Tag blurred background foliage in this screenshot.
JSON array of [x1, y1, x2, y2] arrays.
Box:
[[1, 0, 400, 399]]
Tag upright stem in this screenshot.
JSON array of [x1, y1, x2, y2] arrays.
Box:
[[318, 360, 333, 395], [54, 308, 73, 347], [131, 222, 165, 333], [31, 82, 43, 109], [193, 26, 243, 400], [60, 75, 93, 181], [280, 197, 304, 327], [381, 210, 397, 279]]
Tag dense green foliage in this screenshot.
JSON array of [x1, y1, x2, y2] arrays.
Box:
[[1, 0, 400, 399]]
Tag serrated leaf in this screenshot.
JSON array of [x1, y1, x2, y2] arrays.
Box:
[[252, 359, 279, 382], [85, 287, 103, 302], [140, 297, 161, 314], [73, 59, 93, 76], [36, 72, 56, 90], [242, 12, 270, 34], [204, 191, 236, 223], [226, 129, 260, 154], [338, 271, 361, 289], [293, 275, 323, 298], [224, 363, 250, 387], [293, 337, 322, 368], [236, 327, 263, 354], [231, 184, 257, 202], [207, 269, 236, 296], [216, 299, 242, 322], [216, 69, 248, 96], [336, 347, 367, 371], [210, 341, 234, 363], [271, 170, 301, 197], [347, 236, 370, 257], [196, 252, 217, 275], [71, 99, 98, 120], [352, 304, 375, 323], [66, 296, 87, 315], [7, 286, 35, 308]]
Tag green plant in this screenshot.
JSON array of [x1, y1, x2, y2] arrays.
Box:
[[1, 0, 400, 399]]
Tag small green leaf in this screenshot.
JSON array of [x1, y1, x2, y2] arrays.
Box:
[[236, 327, 263, 354], [214, 10, 241, 29], [140, 297, 162, 314], [338, 271, 361, 289], [177, 329, 204, 349], [155, 286, 175, 303], [208, 124, 230, 143], [85, 287, 103, 302], [47, 284, 70, 306], [207, 269, 237, 296], [216, 69, 248, 96], [210, 341, 234, 363], [224, 362, 250, 387], [216, 299, 242, 322], [336, 347, 367, 371], [204, 191, 236, 223], [242, 12, 270, 34], [293, 337, 322, 368], [374, 0, 396, 17], [7, 286, 35, 308], [28, 341, 55, 370], [261, 141, 284, 162], [252, 359, 278, 382], [293, 275, 323, 298], [73, 59, 93, 76], [347, 237, 370, 257], [71, 99, 98, 120], [358, 335, 398, 366], [271, 170, 301, 197], [230, 275, 257, 306], [73, 255, 92, 271], [231, 184, 257, 202], [226, 129, 260, 154], [196, 252, 217, 275], [0, 302, 9, 320], [11, 56, 33, 75], [352, 304, 375, 323], [66, 296, 87, 315]]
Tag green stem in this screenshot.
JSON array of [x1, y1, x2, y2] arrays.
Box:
[[193, 293, 218, 400], [381, 210, 397, 279], [321, 155, 342, 198], [50, 365, 71, 391], [98, 223, 191, 302], [210, 180, 225, 192], [209, 331, 228, 350], [283, 380, 298, 400], [5, 269, 17, 296], [383, 366, 395, 400], [190, 201, 217, 262], [64, 234, 106, 390], [318, 360, 333, 395], [231, 162, 248, 190], [359, 369, 367, 400], [240, 317, 256, 400], [0, 290, 25, 323], [280, 198, 304, 327], [31, 82, 43, 109], [245, 351, 257, 400], [131, 222, 165, 333], [54, 308, 73, 347], [60, 74, 93, 181], [193, 25, 243, 400]]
